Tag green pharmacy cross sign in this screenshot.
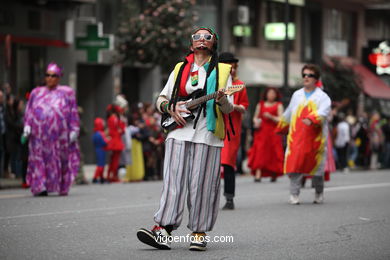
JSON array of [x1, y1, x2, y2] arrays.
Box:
[[76, 24, 110, 62]]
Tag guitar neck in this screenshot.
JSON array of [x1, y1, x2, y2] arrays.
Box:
[[184, 84, 244, 110], [186, 92, 217, 109]]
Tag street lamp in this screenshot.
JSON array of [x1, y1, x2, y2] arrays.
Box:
[[284, 0, 290, 89]]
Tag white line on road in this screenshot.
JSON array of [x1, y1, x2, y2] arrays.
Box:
[[0, 202, 158, 221], [325, 182, 390, 191], [0, 194, 28, 199], [1, 182, 389, 221]]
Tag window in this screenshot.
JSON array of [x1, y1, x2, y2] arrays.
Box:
[[234, 0, 259, 47], [0, 9, 15, 27], [28, 10, 41, 31], [324, 9, 356, 56], [265, 0, 296, 51], [196, 0, 218, 6]]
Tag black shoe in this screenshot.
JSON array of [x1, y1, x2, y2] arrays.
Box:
[[254, 178, 261, 182], [35, 191, 48, 196], [92, 178, 99, 184], [189, 232, 207, 251], [271, 177, 277, 182], [137, 225, 171, 250], [222, 200, 234, 210]]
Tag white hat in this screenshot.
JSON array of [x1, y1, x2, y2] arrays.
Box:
[[114, 95, 128, 108]]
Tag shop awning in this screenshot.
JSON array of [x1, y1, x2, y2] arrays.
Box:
[[238, 57, 304, 87], [353, 64, 390, 100], [0, 34, 69, 48]]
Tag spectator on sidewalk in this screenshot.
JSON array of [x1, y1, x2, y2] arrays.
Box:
[[334, 112, 350, 173], [381, 118, 390, 168], [5, 97, 24, 180], [105, 104, 125, 182], [0, 90, 5, 178], [124, 110, 145, 182], [369, 112, 384, 170], [75, 107, 88, 185], [115, 95, 131, 181], [3, 94, 14, 178], [92, 117, 109, 183]]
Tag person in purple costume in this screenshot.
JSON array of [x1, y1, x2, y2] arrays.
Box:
[[23, 62, 80, 196]]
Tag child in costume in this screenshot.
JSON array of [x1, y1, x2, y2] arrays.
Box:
[[92, 117, 109, 183]]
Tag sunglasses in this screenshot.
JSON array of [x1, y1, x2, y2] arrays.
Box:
[[45, 73, 59, 78], [302, 73, 316, 79], [191, 34, 213, 41]]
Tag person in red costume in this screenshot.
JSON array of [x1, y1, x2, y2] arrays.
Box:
[[219, 52, 249, 210], [105, 104, 125, 182], [248, 87, 284, 182]]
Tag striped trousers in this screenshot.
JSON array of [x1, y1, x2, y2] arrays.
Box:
[[154, 139, 221, 232]]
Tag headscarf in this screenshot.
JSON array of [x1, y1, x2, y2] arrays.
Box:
[[46, 62, 63, 76]]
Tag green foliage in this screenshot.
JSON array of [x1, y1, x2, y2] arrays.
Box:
[[321, 58, 361, 103], [116, 0, 198, 71]]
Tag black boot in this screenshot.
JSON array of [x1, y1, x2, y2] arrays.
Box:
[[222, 199, 234, 210]]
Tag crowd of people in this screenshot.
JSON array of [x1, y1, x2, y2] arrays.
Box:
[[0, 83, 29, 187], [91, 97, 166, 184], [332, 110, 390, 171]]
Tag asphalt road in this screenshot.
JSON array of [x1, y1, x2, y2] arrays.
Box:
[[1, 170, 390, 260]]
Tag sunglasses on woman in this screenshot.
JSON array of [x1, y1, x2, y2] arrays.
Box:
[[191, 34, 213, 41], [45, 73, 59, 78]]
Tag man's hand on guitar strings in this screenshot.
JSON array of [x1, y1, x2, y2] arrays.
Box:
[[169, 101, 190, 126]]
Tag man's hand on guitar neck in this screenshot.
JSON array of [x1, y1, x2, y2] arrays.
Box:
[[215, 90, 233, 113], [215, 90, 226, 103], [169, 101, 191, 126]]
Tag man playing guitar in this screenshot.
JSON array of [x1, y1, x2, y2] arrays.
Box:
[[137, 27, 234, 251]]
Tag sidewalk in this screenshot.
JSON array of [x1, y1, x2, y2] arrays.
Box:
[[0, 165, 96, 190]]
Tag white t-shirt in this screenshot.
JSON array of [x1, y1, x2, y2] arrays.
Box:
[[335, 121, 350, 148], [160, 63, 233, 147]]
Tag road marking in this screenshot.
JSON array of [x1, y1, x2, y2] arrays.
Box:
[[0, 182, 389, 221], [0, 203, 158, 221], [0, 194, 28, 199], [325, 182, 390, 191]]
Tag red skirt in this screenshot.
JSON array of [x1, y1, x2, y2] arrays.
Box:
[[247, 125, 284, 177]]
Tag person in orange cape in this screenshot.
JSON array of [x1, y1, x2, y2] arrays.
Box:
[[301, 81, 336, 187], [276, 64, 331, 205], [247, 87, 284, 182], [219, 52, 249, 210]]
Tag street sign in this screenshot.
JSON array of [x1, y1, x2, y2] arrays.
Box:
[[264, 23, 295, 40], [271, 0, 305, 6], [233, 25, 252, 37], [75, 24, 110, 62], [368, 41, 390, 75]]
